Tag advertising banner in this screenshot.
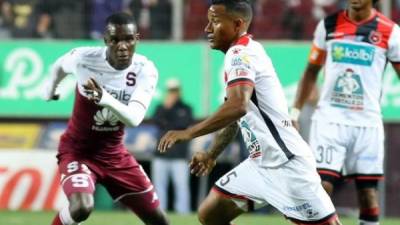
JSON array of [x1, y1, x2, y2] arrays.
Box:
[[0, 123, 42, 149], [1, 41, 399, 120], [0, 151, 67, 210]]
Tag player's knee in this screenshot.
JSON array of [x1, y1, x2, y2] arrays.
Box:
[[69, 194, 94, 222], [197, 205, 213, 225], [321, 180, 335, 195], [356, 180, 379, 207]]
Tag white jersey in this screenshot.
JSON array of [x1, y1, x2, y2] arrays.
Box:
[[311, 10, 400, 127], [224, 35, 312, 167], [54, 47, 158, 152]]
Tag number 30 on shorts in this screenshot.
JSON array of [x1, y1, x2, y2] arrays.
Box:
[[316, 146, 335, 164]]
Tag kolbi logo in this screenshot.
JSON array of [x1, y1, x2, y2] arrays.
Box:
[[331, 42, 375, 66]]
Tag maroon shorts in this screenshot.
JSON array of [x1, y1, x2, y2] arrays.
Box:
[[57, 150, 159, 213]]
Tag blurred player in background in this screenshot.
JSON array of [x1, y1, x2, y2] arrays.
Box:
[[158, 0, 342, 224], [292, 0, 400, 225], [43, 12, 169, 225]]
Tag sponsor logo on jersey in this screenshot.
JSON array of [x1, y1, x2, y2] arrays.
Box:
[[92, 108, 120, 131], [104, 87, 132, 104], [240, 120, 261, 158], [330, 68, 364, 110], [231, 54, 251, 69], [331, 42, 375, 66]]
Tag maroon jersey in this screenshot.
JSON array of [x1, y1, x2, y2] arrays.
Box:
[[56, 47, 158, 158]]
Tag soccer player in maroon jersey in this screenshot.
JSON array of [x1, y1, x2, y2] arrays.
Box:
[[44, 13, 169, 225], [292, 1, 400, 225]]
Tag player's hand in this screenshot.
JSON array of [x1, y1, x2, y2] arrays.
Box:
[[158, 130, 192, 153], [83, 78, 102, 103], [189, 151, 216, 176], [45, 94, 60, 101]]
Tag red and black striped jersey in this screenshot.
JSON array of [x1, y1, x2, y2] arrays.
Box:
[[309, 10, 400, 127], [223, 34, 313, 167]]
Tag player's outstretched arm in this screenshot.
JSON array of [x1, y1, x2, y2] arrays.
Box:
[[43, 57, 69, 101], [291, 63, 322, 128], [158, 84, 253, 152], [189, 122, 239, 176]]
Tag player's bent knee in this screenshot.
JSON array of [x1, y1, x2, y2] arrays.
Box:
[[197, 203, 214, 225], [69, 193, 94, 222]]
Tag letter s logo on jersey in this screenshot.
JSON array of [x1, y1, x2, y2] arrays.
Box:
[[331, 42, 375, 66]]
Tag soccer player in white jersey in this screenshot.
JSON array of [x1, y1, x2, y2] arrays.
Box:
[[43, 13, 169, 225], [158, 1, 342, 225], [292, 0, 400, 225]]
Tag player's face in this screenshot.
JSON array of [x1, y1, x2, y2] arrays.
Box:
[[104, 23, 138, 70], [348, 0, 373, 11], [205, 5, 239, 52]]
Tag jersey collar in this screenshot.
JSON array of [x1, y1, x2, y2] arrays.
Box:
[[233, 34, 252, 47], [343, 9, 377, 26]]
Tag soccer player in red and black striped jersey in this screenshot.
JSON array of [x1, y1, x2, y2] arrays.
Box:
[[293, 1, 400, 225], [158, 1, 342, 225]]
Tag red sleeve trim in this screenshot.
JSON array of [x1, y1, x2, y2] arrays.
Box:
[[227, 81, 255, 88]]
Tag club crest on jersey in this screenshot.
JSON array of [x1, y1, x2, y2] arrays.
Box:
[[331, 42, 375, 66], [368, 30, 382, 45], [92, 108, 120, 131]]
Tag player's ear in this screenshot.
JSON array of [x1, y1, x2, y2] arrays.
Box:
[[234, 18, 245, 32]]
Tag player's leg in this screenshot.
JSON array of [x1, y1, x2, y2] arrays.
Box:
[[51, 158, 97, 225], [267, 155, 342, 225], [197, 189, 244, 225], [118, 191, 169, 225], [199, 159, 268, 225], [346, 126, 384, 225], [151, 158, 170, 211], [356, 180, 380, 225], [106, 153, 169, 225], [309, 121, 346, 195], [171, 159, 190, 214]]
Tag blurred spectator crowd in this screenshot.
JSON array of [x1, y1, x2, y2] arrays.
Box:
[[0, 0, 399, 40]]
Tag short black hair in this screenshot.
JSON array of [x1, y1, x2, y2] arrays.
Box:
[[211, 0, 253, 22], [105, 12, 136, 26], [373, 0, 379, 4]]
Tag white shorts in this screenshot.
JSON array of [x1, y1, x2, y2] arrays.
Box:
[[309, 120, 384, 179], [214, 156, 337, 224]]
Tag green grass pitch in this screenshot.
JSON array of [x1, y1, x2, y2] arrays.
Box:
[[1, 211, 400, 225]]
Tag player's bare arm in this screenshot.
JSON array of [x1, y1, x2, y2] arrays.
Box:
[[158, 84, 253, 152], [291, 63, 322, 128], [43, 58, 69, 101], [190, 122, 239, 176]]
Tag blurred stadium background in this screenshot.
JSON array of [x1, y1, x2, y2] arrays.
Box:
[[0, 0, 400, 224]]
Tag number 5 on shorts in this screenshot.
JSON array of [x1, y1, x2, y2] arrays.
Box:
[[220, 171, 237, 186]]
